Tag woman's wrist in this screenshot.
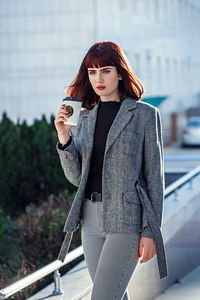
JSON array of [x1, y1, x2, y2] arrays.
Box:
[[58, 133, 70, 146]]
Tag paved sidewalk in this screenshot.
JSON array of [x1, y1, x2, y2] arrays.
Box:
[[155, 265, 200, 300], [164, 141, 200, 172]]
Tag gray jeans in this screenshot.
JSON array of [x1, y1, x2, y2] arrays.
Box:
[[81, 198, 140, 300]]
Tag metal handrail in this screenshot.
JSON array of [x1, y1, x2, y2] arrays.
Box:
[[1, 163, 200, 299], [0, 246, 83, 299], [165, 163, 200, 197], [164, 155, 200, 161]]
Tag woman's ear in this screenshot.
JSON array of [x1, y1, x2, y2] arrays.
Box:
[[118, 74, 122, 80]]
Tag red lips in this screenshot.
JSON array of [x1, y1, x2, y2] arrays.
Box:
[[96, 85, 106, 90]]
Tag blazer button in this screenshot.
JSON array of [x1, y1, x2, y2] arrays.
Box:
[[105, 193, 110, 199], [105, 173, 110, 179]]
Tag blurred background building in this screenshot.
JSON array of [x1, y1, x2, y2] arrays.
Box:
[[0, 0, 200, 145]]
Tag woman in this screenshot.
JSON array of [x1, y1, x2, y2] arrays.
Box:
[[54, 41, 168, 300]]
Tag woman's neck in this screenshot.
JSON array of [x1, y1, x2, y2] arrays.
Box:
[[100, 99, 121, 103]]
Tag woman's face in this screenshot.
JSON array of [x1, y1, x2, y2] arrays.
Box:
[[87, 66, 122, 101]]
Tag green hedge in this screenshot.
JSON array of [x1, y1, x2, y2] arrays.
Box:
[[0, 112, 81, 298], [0, 190, 83, 299], [0, 112, 76, 216], [0, 210, 24, 280]]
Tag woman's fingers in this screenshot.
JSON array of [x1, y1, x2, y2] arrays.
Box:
[[54, 113, 70, 127], [58, 112, 69, 119], [55, 116, 66, 122], [140, 250, 154, 263], [59, 108, 68, 114], [139, 237, 157, 263], [139, 241, 149, 263], [55, 114, 68, 123], [139, 243, 143, 258], [140, 249, 149, 263], [149, 250, 154, 260], [55, 105, 70, 123]]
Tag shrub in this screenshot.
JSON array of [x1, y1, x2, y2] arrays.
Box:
[[16, 189, 75, 265], [0, 112, 76, 216], [0, 210, 24, 281], [0, 190, 83, 299]]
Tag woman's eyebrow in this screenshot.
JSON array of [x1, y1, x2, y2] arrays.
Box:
[[88, 67, 112, 71]]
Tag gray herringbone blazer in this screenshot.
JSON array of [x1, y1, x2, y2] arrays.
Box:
[[56, 97, 168, 279]]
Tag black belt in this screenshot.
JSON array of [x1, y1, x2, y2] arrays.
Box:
[[84, 192, 102, 202]]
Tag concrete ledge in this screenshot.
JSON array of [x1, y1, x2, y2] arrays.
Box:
[[155, 265, 200, 300]]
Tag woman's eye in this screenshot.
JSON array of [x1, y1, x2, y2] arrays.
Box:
[[88, 70, 110, 75]]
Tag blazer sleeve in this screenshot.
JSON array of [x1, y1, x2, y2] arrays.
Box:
[[57, 136, 72, 150], [140, 107, 165, 239], [56, 127, 82, 187]]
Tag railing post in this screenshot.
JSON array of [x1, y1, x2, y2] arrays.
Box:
[[52, 269, 64, 295]]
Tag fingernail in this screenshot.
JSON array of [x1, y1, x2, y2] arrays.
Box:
[[66, 110, 69, 113]]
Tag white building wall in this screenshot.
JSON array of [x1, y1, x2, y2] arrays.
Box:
[[0, 0, 95, 123], [0, 0, 200, 124], [96, 0, 200, 110]]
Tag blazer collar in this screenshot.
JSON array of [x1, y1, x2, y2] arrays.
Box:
[[83, 97, 138, 154], [83, 97, 138, 117]]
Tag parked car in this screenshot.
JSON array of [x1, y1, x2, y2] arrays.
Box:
[[181, 116, 200, 147]]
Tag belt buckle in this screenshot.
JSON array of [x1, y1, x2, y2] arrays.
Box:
[[91, 192, 97, 202]]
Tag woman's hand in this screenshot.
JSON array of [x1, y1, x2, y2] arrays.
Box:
[[54, 104, 72, 133], [54, 104, 73, 145], [54, 104, 84, 145], [139, 236, 157, 263]]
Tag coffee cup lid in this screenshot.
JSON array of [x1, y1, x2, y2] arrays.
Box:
[[63, 97, 82, 102]]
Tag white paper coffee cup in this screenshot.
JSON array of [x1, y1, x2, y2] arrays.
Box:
[[63, 97, 82, 126]]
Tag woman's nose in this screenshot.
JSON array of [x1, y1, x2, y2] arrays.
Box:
[[96, 72, 103, 82]]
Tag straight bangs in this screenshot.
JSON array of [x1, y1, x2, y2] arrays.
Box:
[[84, 47, 116, 69]]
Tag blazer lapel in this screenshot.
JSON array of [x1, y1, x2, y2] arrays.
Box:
[[83, 97, 138, 155], [105, 97, 138, 154], [82, 103, 99, 155]]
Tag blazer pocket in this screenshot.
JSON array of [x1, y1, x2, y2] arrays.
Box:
[[120, 130, 143, 156], [122, 191, 142, 224]]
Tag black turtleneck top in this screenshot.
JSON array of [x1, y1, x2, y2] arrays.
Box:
[[58, 100, 122, 196]]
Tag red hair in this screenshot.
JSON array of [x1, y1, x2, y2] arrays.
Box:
[[65, 41, 145, 110]]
